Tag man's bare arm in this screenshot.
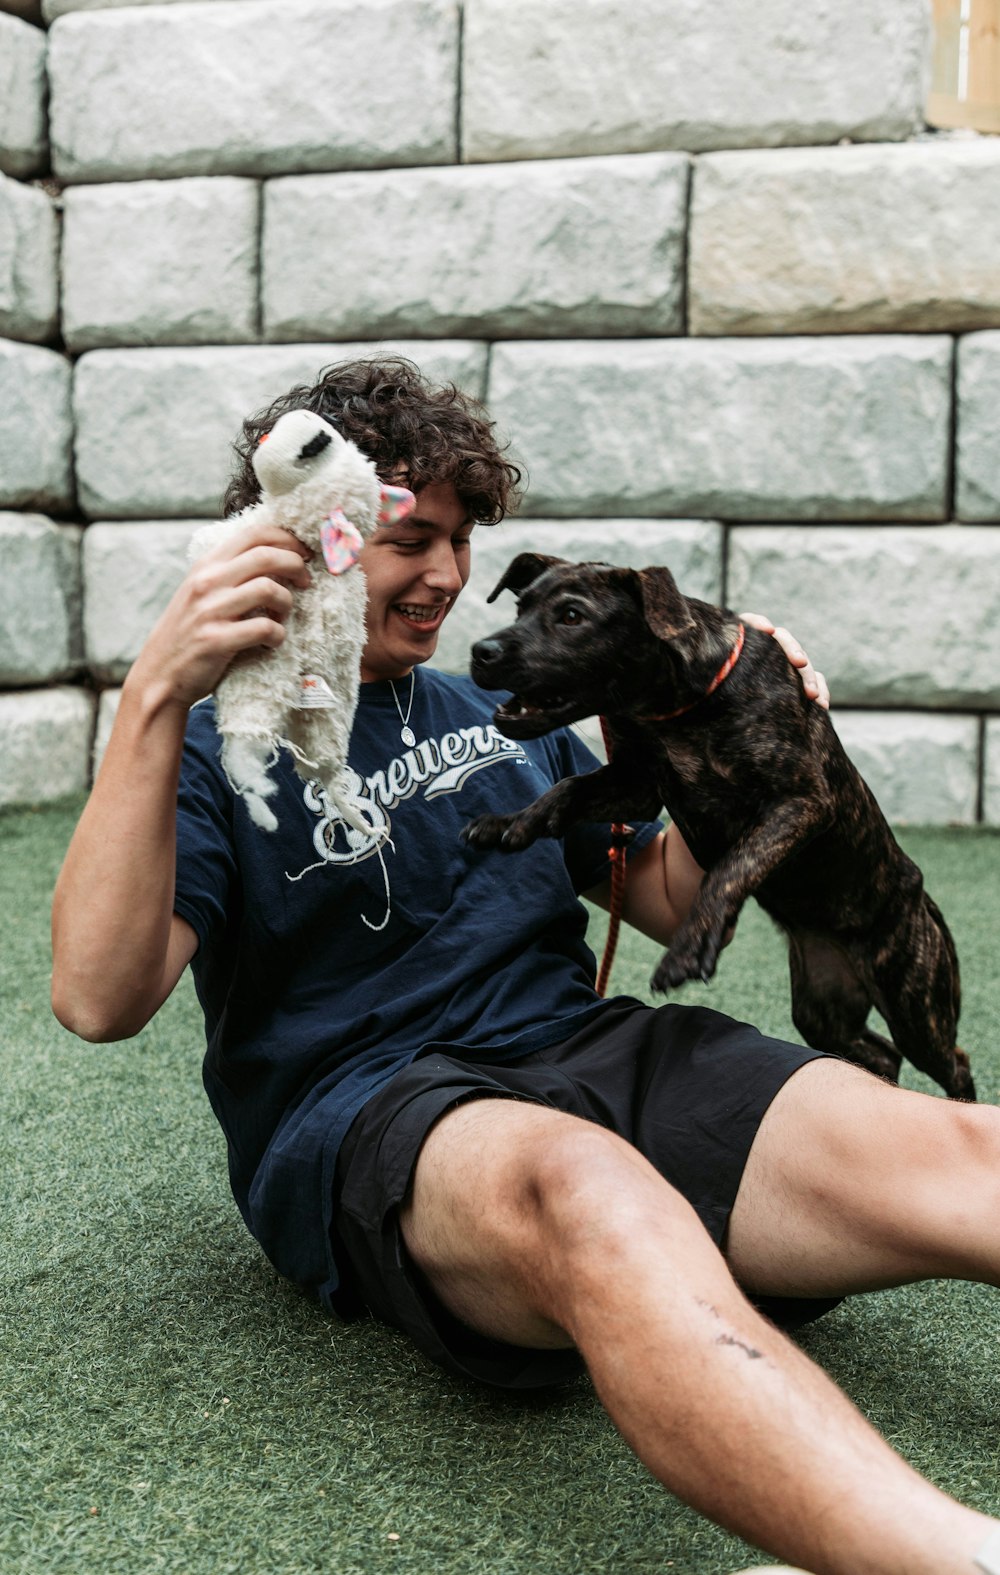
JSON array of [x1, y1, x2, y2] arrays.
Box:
[[51, 525, 312, 1041], [585, 824, 704, 946]]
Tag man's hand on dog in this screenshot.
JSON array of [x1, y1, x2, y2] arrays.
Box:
[[742, 612, 830, 708]]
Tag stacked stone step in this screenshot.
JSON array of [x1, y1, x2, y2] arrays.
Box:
[[2, 0, 1000, 824]]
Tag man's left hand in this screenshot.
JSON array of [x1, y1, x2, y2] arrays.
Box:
[[739, 612, 830, 709]]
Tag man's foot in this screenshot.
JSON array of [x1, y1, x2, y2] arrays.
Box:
[[976, 1527, 1000, 1574], [729, 1529, 1000, 1575]]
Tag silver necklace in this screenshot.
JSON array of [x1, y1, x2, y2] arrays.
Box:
[[389, 671, 416, 747]]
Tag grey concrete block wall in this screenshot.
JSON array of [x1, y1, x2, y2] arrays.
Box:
[[0, 514, 80, 684], [91, 684, 120, 779], [727, 525, 1000, 708], [3, 0, 1000, 827], [261, 155, 689, 342], [0, 171, 58, 341], [0, 338, 73, 511], [48, 0, 459, 181], [61, 178, 259, 350], [0, 13, 48, 178], [82, 521, 199, 681], [831, 712, 979, 826], [462, 0, 930, 161], [487, 338, 952, 521], [72, 341, 488, 519], [985, 721, 1000, 826], [689, 141, 1000, 335], [44, 0, 232, 14], [0, 687, 94, 807], [956, 333, 1000, 521]]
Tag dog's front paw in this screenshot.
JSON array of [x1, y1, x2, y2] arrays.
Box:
[[462, 812, 538, 852], [650, 948, 702, 993], [650, 920, 727, 993], [462, 813, 512, 849]]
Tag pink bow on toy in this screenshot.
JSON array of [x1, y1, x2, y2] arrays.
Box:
[[319, 486, 418, 575], [320, 510, 364, 575], [378, 483, 417, 526]]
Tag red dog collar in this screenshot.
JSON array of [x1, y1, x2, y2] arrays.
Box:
[[640, 621, 746, 723]]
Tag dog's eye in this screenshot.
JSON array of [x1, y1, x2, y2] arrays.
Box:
[[559, 606, 583, 625]]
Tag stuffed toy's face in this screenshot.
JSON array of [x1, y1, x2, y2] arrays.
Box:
[[252, 409, 416, 560], [253, 409, 346, 498]]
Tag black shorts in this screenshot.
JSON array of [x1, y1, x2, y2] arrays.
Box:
[[333, 999, 839, 1389]]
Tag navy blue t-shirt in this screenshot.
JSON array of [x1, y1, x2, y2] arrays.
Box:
[[174, 667, 659, 1310]]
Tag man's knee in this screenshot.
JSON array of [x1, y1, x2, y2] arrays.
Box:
[[742, 1058, 997, 1204], [407, 1101, 659, 1269], [520, 1119, 694, 1264], [864, 1095, 1000, 1277], [905, 1096, 1000, 1207], [402, 1101, 705, 1343]]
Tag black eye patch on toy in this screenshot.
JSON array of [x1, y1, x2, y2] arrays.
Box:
[[298, 429, 333, 461]]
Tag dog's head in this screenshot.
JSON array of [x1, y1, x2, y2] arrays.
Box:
[[470, 553, 696, 738]]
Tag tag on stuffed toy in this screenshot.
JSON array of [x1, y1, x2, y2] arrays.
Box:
[[298, 673, 336, 709], [320, 509, 364, 575]]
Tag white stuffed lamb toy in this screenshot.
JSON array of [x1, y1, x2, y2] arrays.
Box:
[[188, 407, 414, 835]]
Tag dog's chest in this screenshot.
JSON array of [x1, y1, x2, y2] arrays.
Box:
[[643, 730, 765, 864], [649, 731, 740, 798]]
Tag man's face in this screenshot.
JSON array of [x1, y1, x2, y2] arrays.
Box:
[[358, 481, 473, 683]]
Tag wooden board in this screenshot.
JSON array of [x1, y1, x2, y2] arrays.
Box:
[[928, 0, 1000, 133]]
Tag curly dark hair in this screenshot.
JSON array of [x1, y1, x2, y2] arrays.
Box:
[[221, 356, 523, 523]]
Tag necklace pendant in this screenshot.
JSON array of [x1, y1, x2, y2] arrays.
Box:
[[388, 672, 416, 747]]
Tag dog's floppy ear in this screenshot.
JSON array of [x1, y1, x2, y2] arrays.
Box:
[[631, 566, 697, 643], [487, 552, 566, 604]]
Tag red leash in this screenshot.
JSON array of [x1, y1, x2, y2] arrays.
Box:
[[596, 716, 628, 998]]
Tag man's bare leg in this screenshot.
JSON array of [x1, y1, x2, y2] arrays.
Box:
[[400, 1063, 1000, 1575], [727, 1059, 1000, 1298]]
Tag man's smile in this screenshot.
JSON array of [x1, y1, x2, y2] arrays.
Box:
[[392, 600, 453, 631]]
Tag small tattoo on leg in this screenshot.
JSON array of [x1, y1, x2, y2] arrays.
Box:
[[715, 1332, 764, 1360]]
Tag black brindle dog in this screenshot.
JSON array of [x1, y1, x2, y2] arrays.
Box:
[[463, 553, 974, 1102]]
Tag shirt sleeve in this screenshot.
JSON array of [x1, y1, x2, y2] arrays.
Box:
[[544, 726, 663, 895], [173, 704, 239, 955]]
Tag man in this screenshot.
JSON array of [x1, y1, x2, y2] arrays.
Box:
[[52, 358, 1000, 1575]]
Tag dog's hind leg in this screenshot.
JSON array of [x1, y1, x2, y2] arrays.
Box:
[[870, 899, 975, 1102], [787, 929, 902, 1084]]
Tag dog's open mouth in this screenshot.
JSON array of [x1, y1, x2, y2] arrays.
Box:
[[494, 690, 580, 738]]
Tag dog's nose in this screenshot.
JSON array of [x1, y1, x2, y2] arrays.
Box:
[[471, 637, 505, 668]]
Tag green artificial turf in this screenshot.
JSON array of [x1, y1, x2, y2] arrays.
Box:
[[2, 798, 999, 1574]]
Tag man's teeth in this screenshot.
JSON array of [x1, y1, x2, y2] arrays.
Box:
[[396, 603, 441, 623]]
